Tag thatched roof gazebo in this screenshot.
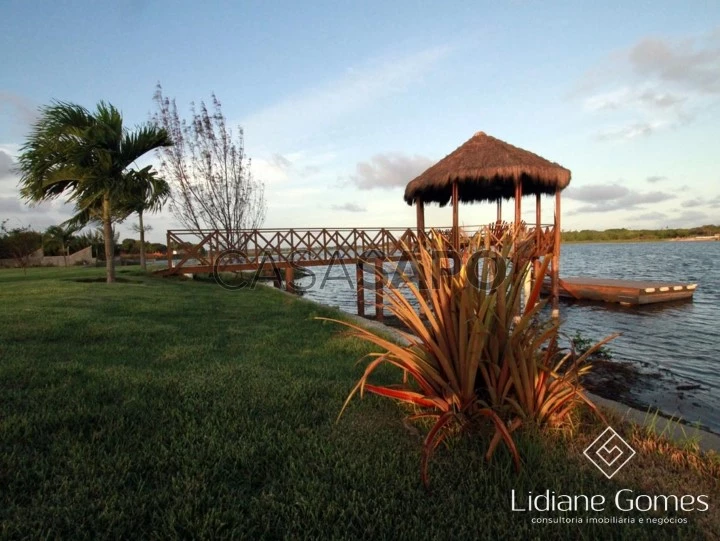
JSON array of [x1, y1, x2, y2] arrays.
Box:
[[404, 131, 571, 316]]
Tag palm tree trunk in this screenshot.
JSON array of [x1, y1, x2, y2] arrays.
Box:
[[103, 193, 116, 283], [62, 241, 67, 267], [138, 211, 147, 271]]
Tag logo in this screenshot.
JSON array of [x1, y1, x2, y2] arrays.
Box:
[[584, 427, 636, 479]]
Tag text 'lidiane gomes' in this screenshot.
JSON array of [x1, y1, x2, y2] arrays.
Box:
[[510, 490, 709, 513]]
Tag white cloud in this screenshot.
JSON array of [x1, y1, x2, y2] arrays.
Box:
[[251, 148, 339, 186], [348, 152, 433, 190], [564, 183, 630, 202], [565, 182, 675, 213], [629, 211, 668, 222], [594, 121, 666, 141], [666, 209, 709, 227], [576, 28, 720, 141], [628, 36, 720, 94], [331, 202, 366, 213], [265, 187, 325, 211], [0, 196, 22, 213], [242, 45, 451, 147], [0, 150, 16, 180], [681, 195, 720, 209], [584, 87, 685, 112], [251, 157, 290, 186], [0, 92, 38, 134]]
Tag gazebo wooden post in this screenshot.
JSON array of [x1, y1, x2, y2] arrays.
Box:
[[514, 182, 522, 231], [452, 181, 459, 251], [415, 197, 425, 244], [496, 199, 502, 222], [534, 194, 541, 294], [513, 182, 524, 315], [415, 196, 427, 294], [552, 191, 561, 318]]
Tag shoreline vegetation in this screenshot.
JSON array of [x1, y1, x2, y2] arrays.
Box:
[[1, 266, 718, 538], [561, 225, 720, 243]]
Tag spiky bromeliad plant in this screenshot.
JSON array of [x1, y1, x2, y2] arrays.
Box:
[[477, 232, 618, 439], [321, 228, 616, 486]]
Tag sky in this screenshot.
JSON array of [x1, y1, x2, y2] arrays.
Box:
[[1, 1, 719, 243]]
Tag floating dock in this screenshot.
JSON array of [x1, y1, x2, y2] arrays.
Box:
[[556, 277, 697, 305]]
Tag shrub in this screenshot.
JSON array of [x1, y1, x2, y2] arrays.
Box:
[[322, 228, 617, 486], [571, 330, 613, 360]]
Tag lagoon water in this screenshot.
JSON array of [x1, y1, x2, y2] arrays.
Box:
[[295, 241, 720, 433]]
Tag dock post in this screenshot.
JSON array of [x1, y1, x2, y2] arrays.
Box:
[[285, 266, 294, 294], [356, 262, 365, 317], [272, 266, 282, 289], [375, 258, 384, 322], [166, 231, 173, 270]]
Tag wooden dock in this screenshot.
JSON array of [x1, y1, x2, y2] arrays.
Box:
[[556, 277, 697, 305]]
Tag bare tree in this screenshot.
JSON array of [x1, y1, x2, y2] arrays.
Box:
[[152, 85, 266, 245]]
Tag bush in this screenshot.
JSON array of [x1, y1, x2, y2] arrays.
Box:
[[571, 330, 613, 360], [323, 228, 616, 486]]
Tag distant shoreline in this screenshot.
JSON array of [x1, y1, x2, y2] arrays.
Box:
[[563, 236, 720, 245], [561, 225, 720, 244]]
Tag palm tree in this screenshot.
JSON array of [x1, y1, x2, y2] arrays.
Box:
[[18, 101, 172, 283], [44, 224, 80, 267], [123, 167, 170, 270]]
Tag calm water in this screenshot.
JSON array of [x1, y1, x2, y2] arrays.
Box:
[[296, 241, 720, 433]]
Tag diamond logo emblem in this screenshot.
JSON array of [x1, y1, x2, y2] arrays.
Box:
[[584, 426, 636, 479]]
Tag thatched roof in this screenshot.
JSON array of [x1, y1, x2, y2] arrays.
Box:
[[404, 131, 571, 206]]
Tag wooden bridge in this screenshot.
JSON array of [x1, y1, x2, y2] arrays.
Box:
[[159, 222, 559, 320]]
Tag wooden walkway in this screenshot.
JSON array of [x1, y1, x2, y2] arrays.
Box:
[[557, 277, 697, 305], [159, 223, 556, 276], [160, 227, 423, 275], [158, 223, 559, 319]]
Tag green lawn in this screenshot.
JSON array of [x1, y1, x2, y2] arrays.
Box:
[[0, 266, 716, 539]]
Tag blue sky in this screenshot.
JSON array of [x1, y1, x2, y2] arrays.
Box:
[[1, 1, 719, 241]]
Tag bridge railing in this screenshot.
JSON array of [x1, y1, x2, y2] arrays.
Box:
[[163, 223, 556, 274]]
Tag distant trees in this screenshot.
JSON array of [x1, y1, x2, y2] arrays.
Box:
[[44, 224, 80, 266], [120, 238, 140, 254], [0, 221, 43, 273], [17, 101, 171, 283], [73, 229, 106, 259], [123, 167, 170, 270], [152, 85, 266, 244], [562, 225, 720, 242]]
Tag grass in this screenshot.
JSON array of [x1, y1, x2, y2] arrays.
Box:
[[1, 266, 718, 539]]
